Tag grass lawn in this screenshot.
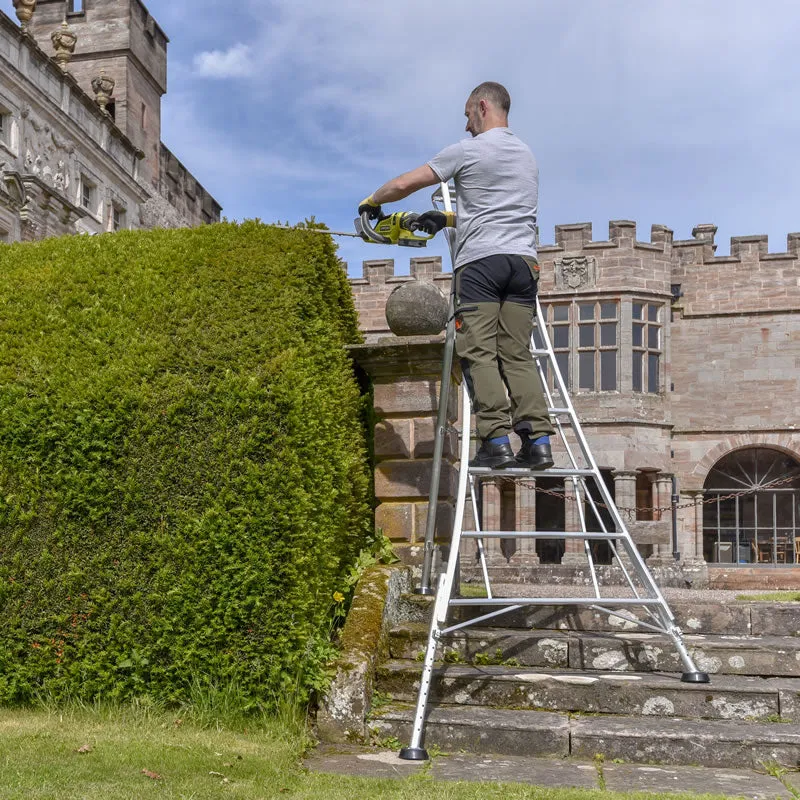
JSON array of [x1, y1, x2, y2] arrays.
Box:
[[736, 591, 800, 601], [0, 704, 736, 800]]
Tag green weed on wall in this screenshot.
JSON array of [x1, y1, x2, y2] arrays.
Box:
[[0, 222, 371, 708]]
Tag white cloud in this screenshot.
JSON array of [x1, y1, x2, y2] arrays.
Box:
[[193, 42, 254, 78]]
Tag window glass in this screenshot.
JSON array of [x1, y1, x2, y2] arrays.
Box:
[[600, 302, 616, 319], [553, 305, 569, 322], [648, 303, 659, 322], [647, 353, 659, 393], [648, 325, 660, 349], [579, 304, 594, 321], [600, 322, 616, 347], [579, 352, 594, 390], [553, 326, 569, 349], [555, 352, 569, 386], [600, 351, 616, 391], [632, 323, 643, 348], [579, 325, 594, 348], [632, 353, 643, 392], [632, 302, 644, 320]]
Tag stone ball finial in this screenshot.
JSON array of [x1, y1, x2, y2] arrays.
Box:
[[13, 0, 36, 32], [91, 71, 115, 115], [51, 21, 77, 71], [385, 280, 448, 336]]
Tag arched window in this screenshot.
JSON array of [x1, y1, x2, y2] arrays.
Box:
[[703, 448, 800, 564]]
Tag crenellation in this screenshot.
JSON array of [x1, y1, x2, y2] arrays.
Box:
[[554, 222, 592, 251], [651, 224, 673, 249], [730, 234, 768, 259], [410, 256, 443, 280], [609, 219, 636, 245], [692, 224, 717, 247], [788, 233, 800, 255], [363, 259, 395, 283]]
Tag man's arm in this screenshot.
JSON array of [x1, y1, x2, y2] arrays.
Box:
[[371, 164, 440, 204]]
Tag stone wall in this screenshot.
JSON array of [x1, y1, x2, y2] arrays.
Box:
[[1, 2, 220, 239]]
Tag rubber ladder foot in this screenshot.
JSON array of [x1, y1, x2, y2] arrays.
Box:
[[681, 671, 711, 684], [399, 746, 429, 761]]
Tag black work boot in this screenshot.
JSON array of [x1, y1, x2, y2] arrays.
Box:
[[470, 439, 516, 469], [515, 437, 554, 469]]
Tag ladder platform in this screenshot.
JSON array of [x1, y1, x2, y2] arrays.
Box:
[[468, 467, 594, 477], [460, 530, 623, 540]]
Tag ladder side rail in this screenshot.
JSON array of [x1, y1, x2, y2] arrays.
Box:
[[400, 377, 472, 761], [571, 476, 601, 599], [533, 299, 672, 614], [418, 182, 459, 595], [468, 474, 493, 599]]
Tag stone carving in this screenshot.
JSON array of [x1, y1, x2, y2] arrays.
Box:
[[91, 72, 115, 115], [22, 114, 75, 197], [554, 256, 597, 291], [51, 21, 77, 72], [12, 0, 36, 32]]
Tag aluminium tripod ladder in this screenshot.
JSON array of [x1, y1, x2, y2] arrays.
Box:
[[399, 183, 709, 762]]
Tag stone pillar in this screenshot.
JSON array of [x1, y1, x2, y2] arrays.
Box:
[[561, 480, 587, 564], [612, 471, 638, 523], [611, 471, 638, 569], [653, 473, 674, 559], [481, 479, 507, 565], [347, 336, 459, 566], [510, 478, 539, 565]]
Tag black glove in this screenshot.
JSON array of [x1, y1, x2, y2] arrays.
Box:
[[358, 195, 383, 221], [415, 210, 454, 235]]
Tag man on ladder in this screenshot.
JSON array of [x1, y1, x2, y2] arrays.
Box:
[[359, 81, 554, 470]]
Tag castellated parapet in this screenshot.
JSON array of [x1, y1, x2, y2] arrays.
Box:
[[350, 221, 800, 337]]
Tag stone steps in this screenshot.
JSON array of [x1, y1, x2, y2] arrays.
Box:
[[370, 703, 800, 768], [377, 660, 800, 721], [390, 622, 800, 677], [370, 589, 800, 767], [398, 592, 800, 636]]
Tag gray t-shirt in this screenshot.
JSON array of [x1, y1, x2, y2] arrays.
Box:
[[427, 127, 538, 269]]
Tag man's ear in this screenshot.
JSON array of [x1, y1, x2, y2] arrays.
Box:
[[479, 99, 488, 116]]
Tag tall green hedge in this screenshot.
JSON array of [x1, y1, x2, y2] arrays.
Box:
[[0, 221, 371, 707]]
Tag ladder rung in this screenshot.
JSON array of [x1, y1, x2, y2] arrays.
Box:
[[548, 407, 571, 415], [468, 467, 595, 477], [531, 349, 549, 356], [449, 597, 662, 607], [461, 530, 623, 540]]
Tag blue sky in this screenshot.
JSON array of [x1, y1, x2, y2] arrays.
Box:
[[3, 0, 800, 275]]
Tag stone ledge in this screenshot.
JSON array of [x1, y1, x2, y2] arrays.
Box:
[[317, 565, 411, 743]]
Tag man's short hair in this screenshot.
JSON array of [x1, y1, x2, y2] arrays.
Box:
[[468, 82, 511, 114]]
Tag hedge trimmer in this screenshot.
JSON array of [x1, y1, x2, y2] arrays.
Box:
[[269, 211, 434, 248]]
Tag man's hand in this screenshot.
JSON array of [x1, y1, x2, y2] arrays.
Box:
[[358, 195, 383, 221], [416, 210, 456, 235]]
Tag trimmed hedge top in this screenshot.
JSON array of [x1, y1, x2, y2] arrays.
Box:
[[0, 222, 371, 707]]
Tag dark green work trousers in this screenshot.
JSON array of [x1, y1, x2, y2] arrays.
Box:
[[455, 254, 554, 442]]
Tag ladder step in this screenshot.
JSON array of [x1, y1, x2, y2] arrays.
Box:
[[531, 349, 549, 356], [547, 407, 571, 415], [461, 530, 622, 540], [449, 597, 662, 607], [468, 467, 595, 477]]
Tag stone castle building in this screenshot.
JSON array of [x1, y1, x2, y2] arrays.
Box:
[[349, 221, 800, 580], [0, 0, 220, 243]]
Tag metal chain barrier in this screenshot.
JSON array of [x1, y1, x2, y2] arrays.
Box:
[[493, 472, 800, 518]]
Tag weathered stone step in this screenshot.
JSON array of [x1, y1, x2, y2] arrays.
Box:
[[390, 622, 800, 677], [399, 593, 800, 636], [371, 702, 800, 768], [378, 661, 799, 721]]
